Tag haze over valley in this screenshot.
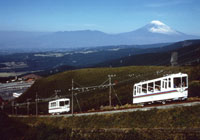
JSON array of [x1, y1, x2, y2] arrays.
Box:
[[0, 20, 199, 52], [1, 1, 200, 140], [0, 20, 199, 77]]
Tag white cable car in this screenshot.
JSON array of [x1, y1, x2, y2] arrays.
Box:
[[133, 73, 188, 104], [48, 98, 70, 115]]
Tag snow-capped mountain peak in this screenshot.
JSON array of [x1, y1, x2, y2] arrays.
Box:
[[150, 20, 165, 26], [148, 20, 179, 35]]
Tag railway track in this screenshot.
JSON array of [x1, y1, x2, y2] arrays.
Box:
[[11, 100, 200, 118]]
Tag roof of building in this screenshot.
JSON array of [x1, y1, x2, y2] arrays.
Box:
[[22, 74, 42, 80]]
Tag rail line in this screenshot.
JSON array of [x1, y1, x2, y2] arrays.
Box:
[[11, 100, 200, 118]]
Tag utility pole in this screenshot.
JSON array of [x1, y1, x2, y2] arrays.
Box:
[[54, 90, 61, 99], [12, 101, 14, 115], [71, 79, 74, 116], [108, 75, 112, 107], [1, 102, 4, 111], [108, 74, 116, 107], [15, 104, 17, 115], [27, 99, 30, 115], [35, 92, 38, 116], [27, 99, 31, 115], [74, 93, 82, 112]]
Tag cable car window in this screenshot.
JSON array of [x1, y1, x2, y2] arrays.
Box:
[[174, 77, 181, 88], [51, 102, 56, 107], [142, 84, 147, 93], [65, 101, 69, 105], [163, 79, 167, 89], [162, 81, 164, 88], [148, 82, 153, 92], [182, 77, 187, 87], [155, 81, 161, 91], [134, 86, 136, 95], [60, 101, 65, 106], [168, 78, 171, 88], [137, 85, 141, 94]]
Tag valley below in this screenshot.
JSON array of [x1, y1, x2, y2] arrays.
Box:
[[0, 39, 199, 79], [0, 39, 200, 140], [1, 1, 200, 139]]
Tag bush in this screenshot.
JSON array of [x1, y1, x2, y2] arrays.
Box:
[[0, 111, 28, 140], [24, 123, 72, 140], [189, 80, 200, 97]]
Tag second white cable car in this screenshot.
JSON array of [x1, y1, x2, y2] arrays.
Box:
[[48, 98, 70, 115], [133, 73, 188, 104]]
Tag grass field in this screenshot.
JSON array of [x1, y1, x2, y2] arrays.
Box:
[[1, 65, 200, 140], [14, 65, 200, 114], [10, 104, 200, 140]]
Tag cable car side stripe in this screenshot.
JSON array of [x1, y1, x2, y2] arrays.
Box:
[[49, 106, 69, 110], [133, 90, 178, 98]]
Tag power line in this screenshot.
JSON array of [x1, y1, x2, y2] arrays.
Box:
[[112, 86, 122, 106], [7, 45, 200, 115], [74, 93, 82, 112]]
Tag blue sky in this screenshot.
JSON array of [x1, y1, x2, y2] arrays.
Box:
[[0, 0, 200, 35]]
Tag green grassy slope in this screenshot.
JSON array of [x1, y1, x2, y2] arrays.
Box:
[[0, 111, 71, 140], [16, 65, 200, 114], [18, 105, 200, 129], [1, 104, 199, 140], [14, 105, 200, 140]]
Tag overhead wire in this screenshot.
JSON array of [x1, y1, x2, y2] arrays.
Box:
[[112, 86, 122, 106], [8, 44, 200, 113]]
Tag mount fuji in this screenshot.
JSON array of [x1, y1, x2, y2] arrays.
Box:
[[146, 20, 180, 35], [0, 20, 199, 49], [116, 20, 198, 44], [138, 20, 180, 35]]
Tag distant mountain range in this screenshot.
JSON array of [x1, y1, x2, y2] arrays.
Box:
[[96, 40, 200, 67], [0, 20, 199, 50], [0, 39, 199, 77], [0, 43, 169, 74]]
